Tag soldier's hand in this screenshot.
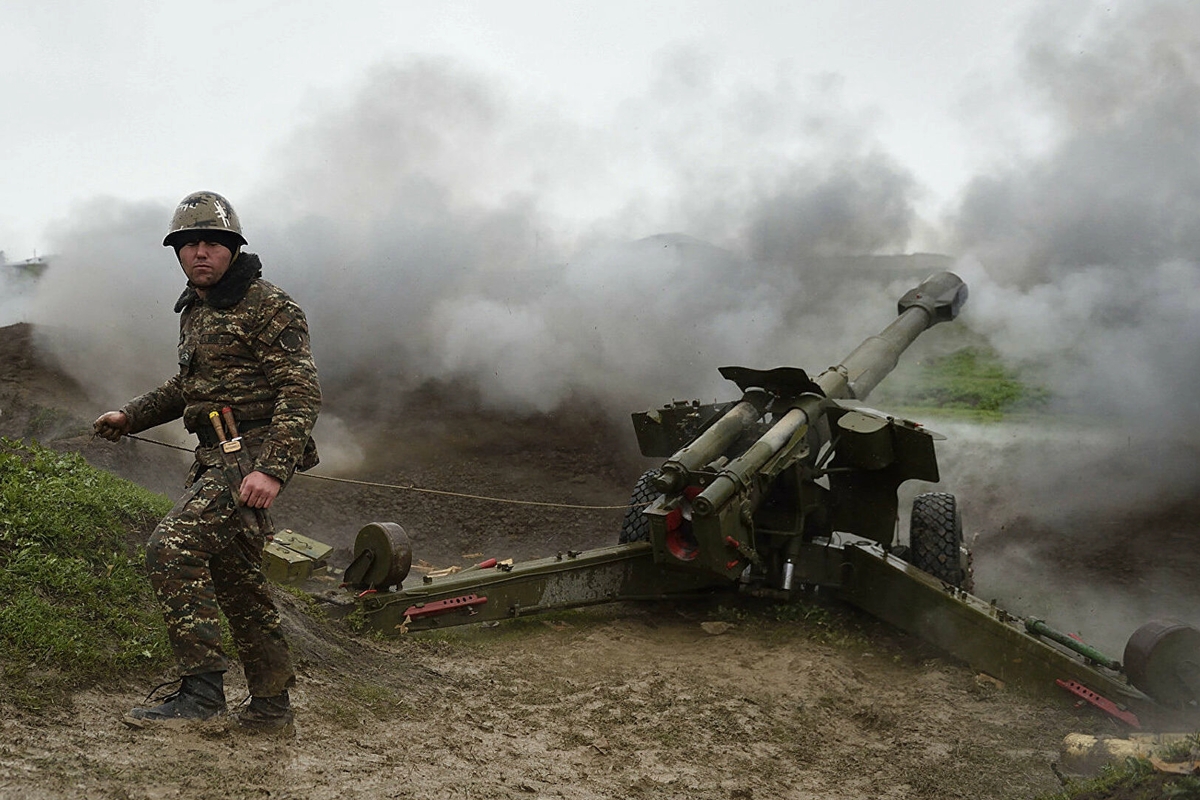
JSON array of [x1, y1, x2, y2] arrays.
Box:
[[240, 471, 282, 509], [93, 411, 131, 442]]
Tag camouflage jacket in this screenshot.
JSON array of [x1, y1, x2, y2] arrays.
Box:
[[123, 253, 321, 482]]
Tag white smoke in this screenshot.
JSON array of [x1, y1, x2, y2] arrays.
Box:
[[27, 198, 179, 404], [943, 0, 1200, 482], [931, 0, 1200, 644], [0, 269, 35, 326], [28, 52, 919, 420]]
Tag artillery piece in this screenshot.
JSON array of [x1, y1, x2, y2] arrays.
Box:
[[332, 271, 1200, 728]]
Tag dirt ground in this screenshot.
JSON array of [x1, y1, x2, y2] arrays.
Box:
[[0, 321, 1186, 799], [2, 600, 1107, 800]]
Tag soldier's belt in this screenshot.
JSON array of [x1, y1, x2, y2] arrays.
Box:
[[207, 409, 274, 539], [196, 417, 270, 448]]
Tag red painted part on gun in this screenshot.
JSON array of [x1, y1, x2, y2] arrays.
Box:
[[404, 594, 489, 620], [1055, 679, 1141, 729]]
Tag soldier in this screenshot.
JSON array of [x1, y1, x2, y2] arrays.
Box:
[[93, 191, 321, 731]]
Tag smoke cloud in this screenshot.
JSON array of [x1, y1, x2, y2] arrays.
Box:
[[27, 51, 919, 418], [0, 265, 36, 325], [942, 0, 1200, 505], [937, 0, 1200, 647], [27, 199, 181, 402]]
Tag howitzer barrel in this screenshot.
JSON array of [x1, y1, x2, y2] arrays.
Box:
[[817, 271, 967, 401], [650, 272, 967, 505], [692, 272, 966, 517]]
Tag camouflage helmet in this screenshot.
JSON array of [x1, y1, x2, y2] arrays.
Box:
[[163, 191, 247, 248]]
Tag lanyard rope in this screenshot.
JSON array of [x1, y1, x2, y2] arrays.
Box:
[[122, 433, 637, 511]]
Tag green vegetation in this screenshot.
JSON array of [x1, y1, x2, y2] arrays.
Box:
[[1038, 735, 1200, 799], [1160, 734, 1200, 763], [1040, 755, 1200, 800], [0, 437, 174, 709], [875, 344, 1049, 419]]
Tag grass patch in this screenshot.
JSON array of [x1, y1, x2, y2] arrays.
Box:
[[0, 437, 174, 709], [874, 344, 1049, 416], [1040, 756, 1200, 800]]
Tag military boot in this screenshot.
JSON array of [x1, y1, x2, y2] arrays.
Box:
[[125, 671, 227, 724], [237, 690, 293, 732]]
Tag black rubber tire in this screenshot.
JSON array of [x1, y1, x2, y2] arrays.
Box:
[[618, 469, 662, 543], [908, 492, 973, 591]]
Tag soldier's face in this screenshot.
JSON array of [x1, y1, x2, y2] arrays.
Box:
[[178, 240, 233, 290]]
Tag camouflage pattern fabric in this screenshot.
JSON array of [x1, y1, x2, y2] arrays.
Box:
[[120, 250, 320, 695], [122, 253, 321, 480], [146, 467, 293, 695]]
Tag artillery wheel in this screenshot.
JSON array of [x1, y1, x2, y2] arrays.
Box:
[[345, 522, 413, 590], [618, 469, 661, 543], [1123, 619, 1200, 709], [908, 492, 973, 592]]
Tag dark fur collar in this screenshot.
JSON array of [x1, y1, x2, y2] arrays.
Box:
[[174, 252, 264, 313]]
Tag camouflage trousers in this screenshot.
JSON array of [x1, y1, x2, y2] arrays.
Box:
[[145, 467, 294, 696]]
